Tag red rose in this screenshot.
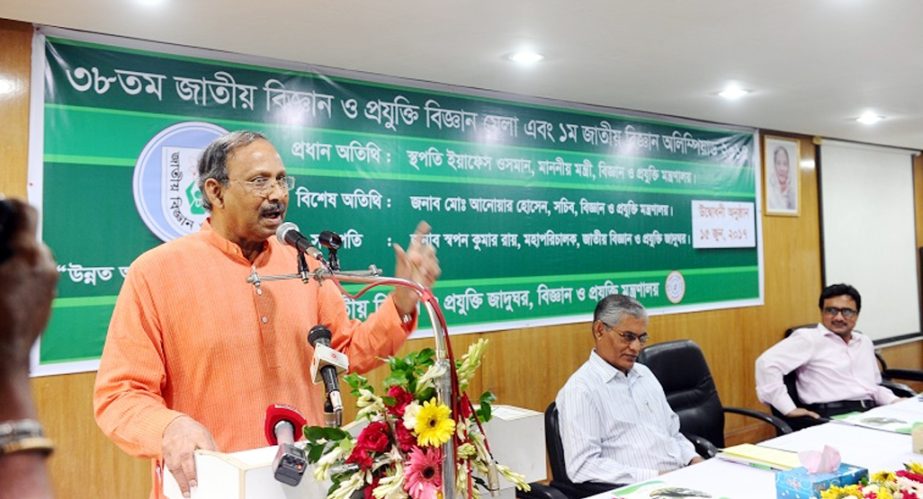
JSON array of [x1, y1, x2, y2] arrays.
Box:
[[363, 474, 382, 499], [387, 386, 414, 416], [346, 444, 374, 470], [394, 421, 417, 452], [357, 421, 391, 454]]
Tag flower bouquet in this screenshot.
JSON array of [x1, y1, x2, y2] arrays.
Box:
[[302, 338, 531, 499], [821, 462, 923, 499]]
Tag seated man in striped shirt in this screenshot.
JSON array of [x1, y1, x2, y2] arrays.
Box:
[[556, 294, 703, 486]]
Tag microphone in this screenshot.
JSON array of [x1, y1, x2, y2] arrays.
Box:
[[276, 222, 323, 261], [308, 325, 349, 426], [264, 404, 308, 486], [317, 230, 342, 250]]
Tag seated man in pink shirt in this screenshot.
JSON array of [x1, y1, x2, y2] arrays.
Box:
[[755, 283, 900, 425]]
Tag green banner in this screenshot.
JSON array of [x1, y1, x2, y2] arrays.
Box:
[[34, 34, 761, 373]]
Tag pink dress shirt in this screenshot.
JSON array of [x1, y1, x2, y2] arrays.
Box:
[[755, 323, 897, 415]]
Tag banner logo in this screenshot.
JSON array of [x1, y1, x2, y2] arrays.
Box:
[[133, 122, 228, 242], [665, 270, 686, 304]]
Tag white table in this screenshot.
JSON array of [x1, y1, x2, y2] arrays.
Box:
[[589, 398, 923, 499]]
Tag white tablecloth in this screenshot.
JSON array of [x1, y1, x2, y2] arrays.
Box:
[[588, 397, 923, 499]]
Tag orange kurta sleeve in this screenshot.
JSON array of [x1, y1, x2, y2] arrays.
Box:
[[93, 223, 418, 462], [93, 260, 184, 458], [320, 282, 414, 374]]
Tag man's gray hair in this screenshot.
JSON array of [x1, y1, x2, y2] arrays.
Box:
[[593, 294, 648, 327], [196, 130, 268, 211]]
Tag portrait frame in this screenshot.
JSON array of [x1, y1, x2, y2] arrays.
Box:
[[763, 136, 800, 216]]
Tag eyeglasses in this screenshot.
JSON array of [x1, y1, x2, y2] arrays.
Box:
[[603, 324, 649, 345], [231, 176, 295, 195], [823, 307, 857, 319]]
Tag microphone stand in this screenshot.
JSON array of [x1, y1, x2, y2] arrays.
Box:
[[246, 258, 459, 499]]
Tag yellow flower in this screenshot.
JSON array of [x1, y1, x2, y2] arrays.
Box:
[[872, 470, 896, 483], [907, 461, 923, 475], [820, 484, 861, 499], [842, 484, 862, 496], [415, 398, 456, 447], [877, 488, 894, 499]]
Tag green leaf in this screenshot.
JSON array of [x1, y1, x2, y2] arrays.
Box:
[[304, 425, 329, 441], [319, 427, 350, 441], [476, 403, 492, 422], [383, 372, 408, 388], [417, 387, 435, 402], [382, 396, 397, 407], [476, 392, 496, 422], [388, 356, 410, 372], [338, 438, 353, 452], [307, 443, 326, 463], [344, 373, 372, 397], [415, 348, 435, 364]]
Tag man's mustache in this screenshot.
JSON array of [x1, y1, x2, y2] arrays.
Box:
[[260, 202, 285, 215]]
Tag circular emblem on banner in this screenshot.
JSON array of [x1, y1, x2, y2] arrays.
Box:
[[133, 122, 228, 242], [665, 271, 686, 304]]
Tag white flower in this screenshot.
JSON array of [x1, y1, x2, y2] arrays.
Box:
[[373, 461, 408, 499], [403, 401, 422, 430], [457, 442, 477, 459], [357, 388, 386, 420], [456, 339, 488, 391], [414, 362, 448, 397], [467, 427, 492, 463], [313, 444, 347, 481], [497, 464, 531, 492], [328, 471, 366, 499]]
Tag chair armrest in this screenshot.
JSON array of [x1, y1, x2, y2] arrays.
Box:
[[723, 406, 793, 435], [682, 432, 718, 459], [516, 483, 569, 499], [881, 380, 916, 398], [883, 368, 923, 384]]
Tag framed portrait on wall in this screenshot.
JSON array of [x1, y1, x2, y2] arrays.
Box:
[[764, 136, 800, 216]]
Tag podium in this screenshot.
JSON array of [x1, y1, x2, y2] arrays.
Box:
[[163, 405, 545, 499]]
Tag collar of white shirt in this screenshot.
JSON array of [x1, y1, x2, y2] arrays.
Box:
[[588, 349, 645, 384]]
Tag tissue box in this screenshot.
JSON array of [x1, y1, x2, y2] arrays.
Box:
[[775, 464, 868, 499]]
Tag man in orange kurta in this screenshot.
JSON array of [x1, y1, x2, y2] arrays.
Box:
[[93, 131, 440, 498]]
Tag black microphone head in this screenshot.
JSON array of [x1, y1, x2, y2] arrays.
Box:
[[276, 222, 299, 245], [308, 325, 333, 347], [318, 230, 342, 250]]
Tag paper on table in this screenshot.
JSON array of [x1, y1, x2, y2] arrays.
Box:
[[717, 443, 801, 470], [833, 411, 919, 434]]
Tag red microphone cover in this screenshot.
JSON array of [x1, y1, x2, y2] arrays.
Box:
[[264, 404, 307, 445]]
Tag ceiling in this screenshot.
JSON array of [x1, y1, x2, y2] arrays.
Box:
[[2, 0, 922, 150]]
